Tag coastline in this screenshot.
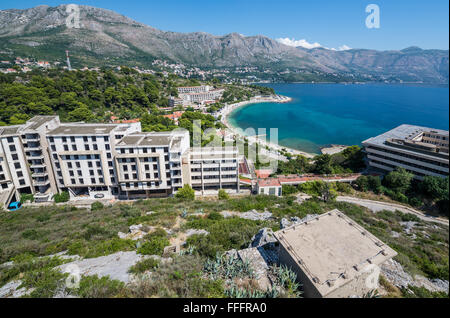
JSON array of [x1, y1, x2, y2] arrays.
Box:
[[219, 95, 316, 159]]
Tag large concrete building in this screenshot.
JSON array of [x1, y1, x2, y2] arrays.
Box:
[[274, 210, 397, 298], [176, 85, 224, 104], [363, 125, 449, 180], [0, 116, 239, 208]]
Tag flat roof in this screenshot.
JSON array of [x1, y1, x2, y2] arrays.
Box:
[[116, 132, 172, 147], [274, 210, 397, 297], [24, 116, 58, 131], [363, 124, 448, 146], [0, 126, 22, 136], [363, 124, 449, 159], [48, 124, 119, 136]]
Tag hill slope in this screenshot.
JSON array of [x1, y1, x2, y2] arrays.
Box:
[[0, 5, 448, 83]]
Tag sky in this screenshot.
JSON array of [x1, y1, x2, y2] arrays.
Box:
[[0, 0, 448, 51]]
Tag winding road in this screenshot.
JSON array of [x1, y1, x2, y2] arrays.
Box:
[[336, 196, 449, 226]]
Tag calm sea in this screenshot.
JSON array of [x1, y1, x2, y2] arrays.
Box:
[[228, 83, 449, 154]]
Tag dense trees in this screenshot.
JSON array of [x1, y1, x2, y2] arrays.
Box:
[[355, 169, 449, 217], [277, 146, 366, 176]]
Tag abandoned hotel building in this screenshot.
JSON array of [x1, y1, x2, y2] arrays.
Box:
[[0, 116, 240, 208]]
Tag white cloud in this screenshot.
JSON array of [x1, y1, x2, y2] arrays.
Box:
[[276, 38, 322, 49], [277, 37, 351, 51]]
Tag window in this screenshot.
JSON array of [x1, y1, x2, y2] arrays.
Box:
[[63, 145, 69, 151], [79, 179, 84, 184], [124, 174, 129, 180], [17, 171, 23, 177], [105, 144, 110, 150], [85, 145, 90, 151], [76, 162, 81, 168], [88, 162, 93, 168], [91, 178, 96, 184], [99, 178, 104, 184], [90, 170, 94, 176], [51, 145, 56, 151], [83, 137, 88, 142], [12, 154, 18, 161], [98, 170, 103, 176], [133, 174, 137, 179], [9, 145, 16, 152], [70, 137, 75, 142], [49, 137, 54, 143], [19, 179, 25, 186], [62, 137, 67, 142], [68, 162, 72, 168], [93, 145, 98, 151], [96, 162, 101, 168], [14, 163, 20, 169], [92, 137, 97, 142], [77, 170, 82, 176], [104, 136, 109, 142]]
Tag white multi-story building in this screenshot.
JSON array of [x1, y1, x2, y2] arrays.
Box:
[[0, 116, 240, 208], [177, 85, 212, 94], [362, 125, 449, 180], [188, 147, 240, 193], [176, 85, 224, 104]]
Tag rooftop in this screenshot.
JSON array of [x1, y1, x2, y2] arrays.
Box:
[[116, 132, 173, 147], [48, 124, 119, 136], [363, 124, 449, 158], [274, 210, 397, 297], [23, 116, 59, 131], [258, 178, 281, 187]]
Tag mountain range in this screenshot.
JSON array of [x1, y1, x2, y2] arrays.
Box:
[[0, 4, 448, 83]]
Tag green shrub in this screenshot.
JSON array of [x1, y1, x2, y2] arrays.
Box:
[[208, 212, 224, 221], [73, 275, 124, 298], [137, 236, 170, 256], [175, 185, 195, 201], [128, 258, 160, 274], [91, 202, 105, 211], [20, 194, 35, 203], [53, 191, 70, 203], [282, 185, 299, 196], [336, 182, 352, 194], [68, 238, 135, 259], [218, 189, 230, 200]]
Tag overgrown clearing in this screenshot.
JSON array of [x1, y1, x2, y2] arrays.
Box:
[[0, 195, 448, 298]]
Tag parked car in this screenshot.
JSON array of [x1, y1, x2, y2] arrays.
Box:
[[8, 201, 22, 211]]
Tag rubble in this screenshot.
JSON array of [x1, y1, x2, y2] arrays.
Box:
[[280, 214, 319, 229], [237, 248, 271, 290], [249, 228, 276, 248], [381, 259, 449, 293], [0, 280, 33, 298], [220, 210, 272, 221], [400, 221, 417, 235]]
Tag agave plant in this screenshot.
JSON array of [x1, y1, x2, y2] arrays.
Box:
[[204, 253, 256, 280]]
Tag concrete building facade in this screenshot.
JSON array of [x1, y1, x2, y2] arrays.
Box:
[[0, 116, 240, 208]]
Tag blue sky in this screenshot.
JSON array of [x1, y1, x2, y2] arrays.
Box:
[[1, 0, 448, 50]]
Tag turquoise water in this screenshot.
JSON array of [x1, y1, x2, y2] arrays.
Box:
[[228, 83, 449, 154]]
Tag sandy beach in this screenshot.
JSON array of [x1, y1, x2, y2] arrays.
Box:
[[219, 95, 316, 159]]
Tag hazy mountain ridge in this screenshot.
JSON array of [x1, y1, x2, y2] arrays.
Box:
[[0, 4, 448, 83]]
